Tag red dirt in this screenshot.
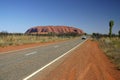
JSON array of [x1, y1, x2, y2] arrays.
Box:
[[33, 40, 120, 80]]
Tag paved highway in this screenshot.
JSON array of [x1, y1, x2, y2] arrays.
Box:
[[0, 37, 86, 80]]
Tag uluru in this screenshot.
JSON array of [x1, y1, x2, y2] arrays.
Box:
[[25, 26, 84, 35]]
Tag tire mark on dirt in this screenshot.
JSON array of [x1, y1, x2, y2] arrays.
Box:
[[78, 63, 92, 80]]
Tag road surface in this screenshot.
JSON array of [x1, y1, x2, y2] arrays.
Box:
[[32, 39, 120, 80], [0, 37, 86, 80]]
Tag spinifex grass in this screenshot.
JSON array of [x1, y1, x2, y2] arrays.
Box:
[[0, 35, 71, 47], [99, 37, 120, 70]]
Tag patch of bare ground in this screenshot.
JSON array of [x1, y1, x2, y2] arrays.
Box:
[[33, 39, 120, 80]]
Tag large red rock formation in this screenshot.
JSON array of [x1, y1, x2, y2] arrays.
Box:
[[25, 26, 84, 35]]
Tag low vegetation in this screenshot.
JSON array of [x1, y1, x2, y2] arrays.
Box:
[[0, 32, 81, 47], [92, 19, 120, 70], [95, 36, 120, 70]]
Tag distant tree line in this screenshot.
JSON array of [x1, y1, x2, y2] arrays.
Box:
[[26, 32, 83, 37], [0, 31, 24, 36], [0, 31, 83, 37], [92, 32, 120, 39], [92, 20, 120, 39]]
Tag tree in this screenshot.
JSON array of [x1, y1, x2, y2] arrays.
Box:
[[109, 20, 114, 38], [118, 30, 120, 37]]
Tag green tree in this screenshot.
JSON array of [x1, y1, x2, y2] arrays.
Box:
[[109, 20, 114, 38], [118, 30, 120, 37]]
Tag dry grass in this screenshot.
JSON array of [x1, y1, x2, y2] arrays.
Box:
[[0, 35, 72, 47], [98, 37, 120, 70]]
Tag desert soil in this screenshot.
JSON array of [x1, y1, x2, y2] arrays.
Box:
[[0, 39, 120, 80], [33, 39, 120, 80]]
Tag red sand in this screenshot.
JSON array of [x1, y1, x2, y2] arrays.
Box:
[[1, 39, 120, 80], [33, 40, 120, 80]]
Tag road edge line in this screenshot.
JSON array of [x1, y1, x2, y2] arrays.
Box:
[[23, 39, 88, 80]]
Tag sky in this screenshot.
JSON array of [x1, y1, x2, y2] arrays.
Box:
[[0, 0, 120, 34]]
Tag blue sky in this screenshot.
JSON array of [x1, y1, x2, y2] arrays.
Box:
[[0, 0, 120, 34]]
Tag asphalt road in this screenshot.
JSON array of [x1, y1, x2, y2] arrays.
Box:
[[0, 37, 86, 80]]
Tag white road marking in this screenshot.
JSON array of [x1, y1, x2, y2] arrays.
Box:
[[54, 45, 59, 48], [23, 38, 88, 80], [25, 51, 37, 56]]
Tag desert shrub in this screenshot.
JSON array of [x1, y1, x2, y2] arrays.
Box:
[[99, 37, 120, 70], [0, 32, 78, 47]]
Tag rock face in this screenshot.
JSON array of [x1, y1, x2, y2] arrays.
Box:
[[25, 26, 84, 35]]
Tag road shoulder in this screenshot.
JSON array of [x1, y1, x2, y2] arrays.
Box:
[[32, 39, 120, 80]]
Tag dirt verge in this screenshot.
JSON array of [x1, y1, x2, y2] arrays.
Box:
[[33, 39, 120, 80]]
